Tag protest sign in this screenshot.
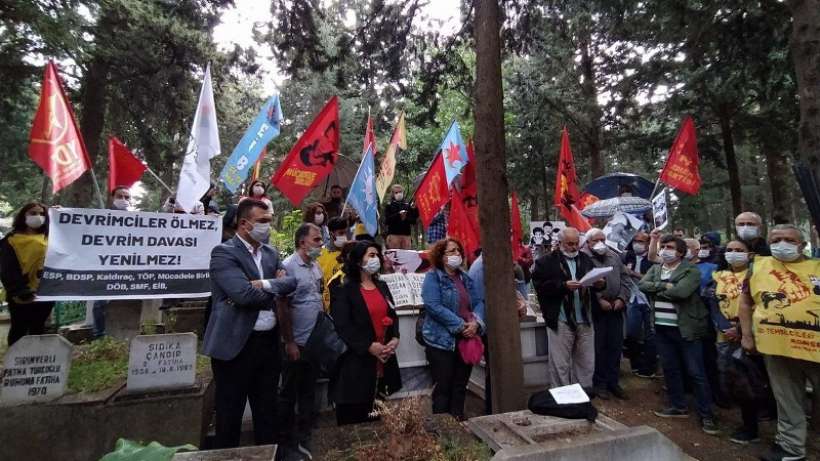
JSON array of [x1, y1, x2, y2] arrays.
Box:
[[37, 208, 222, 301], [652, 189, 669, 230]]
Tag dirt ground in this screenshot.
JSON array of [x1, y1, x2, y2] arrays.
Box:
[[587, 369, 820, 461], [312, 365, 819, 461]]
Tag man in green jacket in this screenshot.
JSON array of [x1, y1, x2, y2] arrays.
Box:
[[639, 234, 718, 435]]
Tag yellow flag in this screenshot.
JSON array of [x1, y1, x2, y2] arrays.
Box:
[[376, 112, 407, 201]]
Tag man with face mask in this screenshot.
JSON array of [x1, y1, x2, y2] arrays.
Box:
[[582, 228, 631, 400], [532, 227, 605, 393], [91, 186, 135, 339], [623, 232, 659, 378], [739, 224, 819, 461], [203, 199, 297, 449], [275, 223, 326, 460], [735, 211, 771, 257], [384, 184, 419, 249]]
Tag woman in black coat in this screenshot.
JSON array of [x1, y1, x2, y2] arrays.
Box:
[[330, 241, 402, 425]]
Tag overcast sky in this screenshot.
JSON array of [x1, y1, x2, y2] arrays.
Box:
[[213, 0, 462, 94]]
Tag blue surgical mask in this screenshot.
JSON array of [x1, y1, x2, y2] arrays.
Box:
[[770, 241, 801, 262]]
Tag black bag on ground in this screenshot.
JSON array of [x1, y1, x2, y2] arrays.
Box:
[[718, 342, 770, 403], [527, 389, 598, 422], [303, 311, 348, 377]]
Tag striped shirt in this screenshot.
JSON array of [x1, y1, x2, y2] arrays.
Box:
[[654, 265, 679, 327]]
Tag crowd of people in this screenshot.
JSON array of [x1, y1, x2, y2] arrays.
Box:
[[1, 179, 817, 461]]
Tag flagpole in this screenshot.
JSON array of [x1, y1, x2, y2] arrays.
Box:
[[144, 166, 175, 195]]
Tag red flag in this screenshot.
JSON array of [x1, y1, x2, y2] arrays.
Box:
[[553, 128, 590, 229], [457, 140, 479, 231], [414, 154, 449, 227], [659, 116, 701, 195], [564, 204, 592, 232], [363, 115, 376, 155], [107, 137, 146, 192], [28, 61, 92, 193], [271, 96, 340, 205], [553, 127, 580, 208], [448, 192, 480, 263], [577, 192, 599, 210], [510, 192, 526, 259]]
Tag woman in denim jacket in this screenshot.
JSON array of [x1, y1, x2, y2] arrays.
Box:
[[421, 238, 486, 419]]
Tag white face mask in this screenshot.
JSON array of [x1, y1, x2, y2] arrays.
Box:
[[112, 198, 130, 210], [248, 222, 270, 243], [698, 249, 711, 259], [25, 214, 45, 230], [591, 242, 607, 255], [633, 243, 647, 254], [252, 186, 265, 196], [314, 213, 324, 225], [394, 193, 404, 201], [334, 236, 347, 248], [659, 248, 680, 263], [736, 225, 759, 241], [685, 249, 696, 260], [770, 241, 801, 262], [724, 251, 749, 267], [446, 255, 463, 269], [362, 257, 381, 274]]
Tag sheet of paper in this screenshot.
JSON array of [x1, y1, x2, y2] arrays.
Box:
[[578, 266, 613, 287], [549, 383, 590, 404]]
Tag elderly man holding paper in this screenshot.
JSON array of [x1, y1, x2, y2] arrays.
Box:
[[532, 227, 605, 394], [582, 228, 631, 400]]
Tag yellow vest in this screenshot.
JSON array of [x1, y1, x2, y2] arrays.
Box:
[[713, 268, 747, 343], [317, 247, 342, 311], [7, 233, 48, 300], [750, 256, 820, 363], [323, 269, 346, 313]]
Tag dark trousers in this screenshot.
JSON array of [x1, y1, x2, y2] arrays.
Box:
[[593, 310, 624, 389], [625, 302, 657, 375], [8, 301, 54, 346], [655, 326, 714, 418], [277, 349, 319, 448], [427, 345, 472, 417], [211, 329, 280, 449], [701, 328, 725, 405], [92, 300, 108, 338]]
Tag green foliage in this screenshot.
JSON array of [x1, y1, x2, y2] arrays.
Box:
[[270, 209, 304, 257], [439, 435, 493, 461], [68, 337, 129, 394]]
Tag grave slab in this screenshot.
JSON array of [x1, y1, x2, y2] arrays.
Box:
[[127, 332, 197, 392], [0, 334, 72, 405]]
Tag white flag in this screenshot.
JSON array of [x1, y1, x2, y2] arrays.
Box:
[[176, 64, 220, 213]]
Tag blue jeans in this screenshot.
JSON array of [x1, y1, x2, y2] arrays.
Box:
[[92, 300, 108, 338], [655, 326, 714, 418], [625, 302, 657, 375]]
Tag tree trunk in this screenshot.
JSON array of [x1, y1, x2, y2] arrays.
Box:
[[788, 0, 820, 181], [717, 108, 743, 217], [763, 145, 791, 223], [530, 193, 540, 221], [578, 31, 604, 178], [473, 0, 524, 413]]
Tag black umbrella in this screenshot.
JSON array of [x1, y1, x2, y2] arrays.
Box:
[[583, 172, 655, 200]]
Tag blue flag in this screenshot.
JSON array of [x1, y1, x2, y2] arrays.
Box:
[[439, 120, 469, 187], [346, 146, 379, 236], [218, 95, 283, 192]]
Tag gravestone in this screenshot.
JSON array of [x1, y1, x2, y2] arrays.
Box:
[[127, 333, 197, 392], [0, 335, 73, 405]]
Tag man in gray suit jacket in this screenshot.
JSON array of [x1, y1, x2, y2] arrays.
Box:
[[203, 199, 297, 449]]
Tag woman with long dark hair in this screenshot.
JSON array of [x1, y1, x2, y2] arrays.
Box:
[[0, 202, 55, 345], [330, 241, 402, 425], [420, 238, 485, 420]]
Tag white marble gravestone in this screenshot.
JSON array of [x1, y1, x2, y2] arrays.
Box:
[[127, 333, 197, 392], [0, 334, 73, 405]]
